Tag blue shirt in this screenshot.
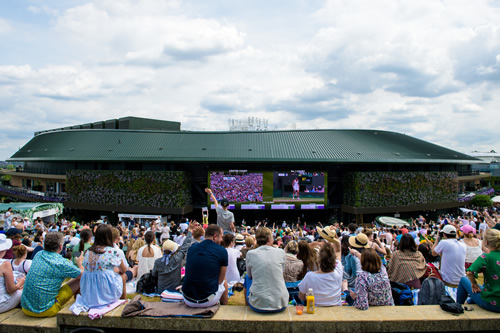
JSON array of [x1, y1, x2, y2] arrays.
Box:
[[21, 250, 81, 313], [182, 239, 228, 300]]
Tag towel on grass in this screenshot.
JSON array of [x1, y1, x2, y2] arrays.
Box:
[[160, 290, 184, 302]]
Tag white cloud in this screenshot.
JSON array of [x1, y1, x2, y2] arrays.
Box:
[[0, 18, 12, 34], [0, 0, 499, 160], [52, 2, 245, 65]]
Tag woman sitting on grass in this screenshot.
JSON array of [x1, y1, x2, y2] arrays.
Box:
[[347, 248, 394, 310], [298, 242, 343, 306], [457, 229, 500, 313], [152, 222, 194, 292], [70, 224, 127, 313]]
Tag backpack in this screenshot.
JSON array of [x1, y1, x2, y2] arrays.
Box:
[[439, 294, 464, 314], [418, 277, 446, 305], [237, 258, 246, 276], [136, 271, 157, 294], [390, 281, 414, 306]]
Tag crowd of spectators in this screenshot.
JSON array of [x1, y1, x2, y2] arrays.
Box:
[[0, 205, 499, 317]]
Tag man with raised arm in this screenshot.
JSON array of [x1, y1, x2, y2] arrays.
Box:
[[205, 188, 235, 234]]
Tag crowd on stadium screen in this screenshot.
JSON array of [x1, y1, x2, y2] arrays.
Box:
[[210, 173, 263, 202], [1, 205, 500, 317]]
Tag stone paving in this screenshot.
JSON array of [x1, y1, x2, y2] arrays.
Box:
[[1, 300, 499, 333]]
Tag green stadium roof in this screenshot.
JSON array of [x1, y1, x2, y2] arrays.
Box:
[[9, 129, 479, 164]]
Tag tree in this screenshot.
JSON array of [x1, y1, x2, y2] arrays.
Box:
[[6, 165, 14, 170], [471, 194, 493, 208]]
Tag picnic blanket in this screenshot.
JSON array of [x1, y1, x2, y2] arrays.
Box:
[[122, 295, 220, 318]]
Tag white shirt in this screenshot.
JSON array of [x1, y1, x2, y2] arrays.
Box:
[[114, 244, 129, 269], [4, 211, 13, 229], [225, 247, 242, 284], [174, 234, 185, 246], [179, 223, 189, 233], [479, 222, 488, 233], [69, 236, 81, 247], [434, 239, 466, 285], [298, 260, 343, 306]]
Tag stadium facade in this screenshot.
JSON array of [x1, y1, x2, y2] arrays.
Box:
[[1, 116, 487, 224]]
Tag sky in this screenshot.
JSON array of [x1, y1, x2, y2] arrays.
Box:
[[1, 0, 499, 161]]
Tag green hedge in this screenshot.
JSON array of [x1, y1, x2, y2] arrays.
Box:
[[343, 171, 457, 207], [67, 170, 191, 208]]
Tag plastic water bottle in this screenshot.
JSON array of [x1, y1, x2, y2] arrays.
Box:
[[306, 288, 315, 314]]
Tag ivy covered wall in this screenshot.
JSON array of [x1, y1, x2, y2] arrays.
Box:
[[67, 170, 191, 208], [343, 171, 458, 207]]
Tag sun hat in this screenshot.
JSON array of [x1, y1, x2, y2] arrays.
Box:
[[235, 234, 245, 244], [460, 225, 476, 235], [316, 226, 340, 244], [162, 240, 179, 253], [442, 224, 457, 235], [348, 233, 370, 248], [0, 233, 13, 252]]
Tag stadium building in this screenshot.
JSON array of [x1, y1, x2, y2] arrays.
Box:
[[1, 116, 486, 224]]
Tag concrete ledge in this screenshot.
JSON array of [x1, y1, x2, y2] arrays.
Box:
[[56, 301, 500, 333], [0, 308, 58, 333]]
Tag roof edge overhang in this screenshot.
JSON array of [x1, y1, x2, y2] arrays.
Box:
[[6, 157, 480, 164]]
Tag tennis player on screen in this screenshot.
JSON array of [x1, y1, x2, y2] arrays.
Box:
[[292, 177, 300, 200]]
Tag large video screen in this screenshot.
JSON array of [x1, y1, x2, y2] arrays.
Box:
[[208, 170, 327, 210]]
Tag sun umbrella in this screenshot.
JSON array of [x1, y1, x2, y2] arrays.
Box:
[[375, 216, 410, 228]]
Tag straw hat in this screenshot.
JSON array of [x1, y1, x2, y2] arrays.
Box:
[[0, 234, 13, 252], [162, 240, 179, 253], [348, 233, 370, 248], [316, 226, 340, 244], [235, 234, 245, 244]]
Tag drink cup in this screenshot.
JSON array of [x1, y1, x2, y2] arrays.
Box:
[[296, 304, 304, 315]]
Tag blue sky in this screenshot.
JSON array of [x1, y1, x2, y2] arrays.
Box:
[[1, 0, 499, 160]]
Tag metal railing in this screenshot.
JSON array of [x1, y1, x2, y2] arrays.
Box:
[[0, 185, 68, 202]]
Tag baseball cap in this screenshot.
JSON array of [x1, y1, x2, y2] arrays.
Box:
[[442, 224, 456, 235], [460, 225, 476, 235]]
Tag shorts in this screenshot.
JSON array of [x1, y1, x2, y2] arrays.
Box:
[[22, 284, 74, 317], [184, 282, 225, 308], [125, 270, 133, 282]]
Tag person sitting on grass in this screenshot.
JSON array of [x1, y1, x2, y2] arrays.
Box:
[[21, 232, 83, 317], [0, 234, 25, 313], [152, 222, 194, 292], [182, 224, 228, 307], [456, 229, 500, 313], [298, 241, 344, 306], [69, 224, 128, 314], [347, 248, 394, 310], [245, 227, 288, 313]]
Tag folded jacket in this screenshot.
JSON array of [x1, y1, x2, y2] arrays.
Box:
[[122, 295, 220, 318]]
